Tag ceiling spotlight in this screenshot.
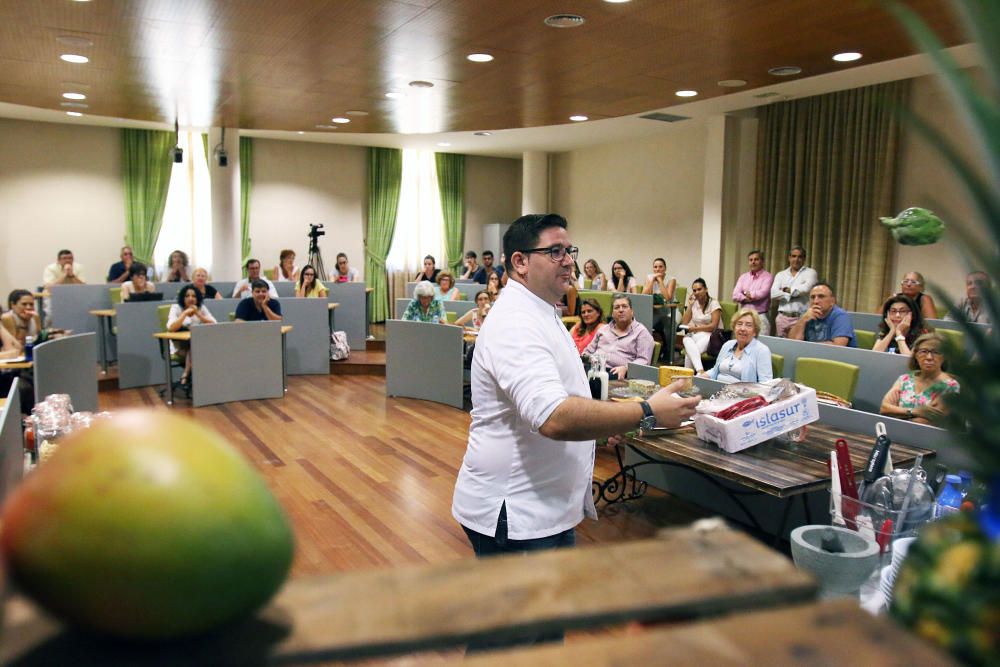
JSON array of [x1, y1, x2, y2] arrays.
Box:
[[331, 117, 350, 124], [385, 92, 404, 99], [171, 119, 183, 163], [675, 90, 698, 97], [60, 102, 88, 108], [717, 79, 747, 88], [62, 92, 86, 100], [474, 131, 492, 136], [409, 80, 434, 88], [66, 111, 83, 117], [833, 52, 862, 62], [768, 65, 802, 77], [569, 115, 589, 122], [345, 110, 369, 116], [297, 131, 305, 135], [315, 124, 337, 129], [544, 14, 586, 28], [604, 0, 632, 3], [467, 53, 494, 63], [60, 54, 89, 64], [56, 35, 94, 47]]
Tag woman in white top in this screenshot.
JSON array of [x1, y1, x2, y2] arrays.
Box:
[[680, 278, 722, 373], [273, 249, 299, 282], [643, 257, 676, 301], [332, 253, 361, 283], [610, 259, 638, 294], [167, 285, 218, 387], [579, 259, 608, 291], [120, 263, 156, 301], [455, 290, 491, 330]]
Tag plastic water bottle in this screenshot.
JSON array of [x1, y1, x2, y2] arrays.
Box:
[[958, 470, 973, 499], [24, 335, 34, 361], [934, 474, 964, 519]]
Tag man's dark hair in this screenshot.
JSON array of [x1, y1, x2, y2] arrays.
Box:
[[245, 258, 260, 269], [7, 289, 31, 308], [250, 279, 269, 292], [502, 214, 568, 273], [176, 285, 204, 309], [811, 281, 835, 296], [612, 292, 633, 308], [465, 250, 477, 260], [789, 245, 806, 258], [128, 262, 147, 279], [482, 250, 494, 259], [57, 249, 72, 258], [748, 249, 763, 259]]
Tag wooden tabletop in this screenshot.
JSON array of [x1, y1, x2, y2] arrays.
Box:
[[0, 524, 817, 664], [154, 325, 293, 342], [630, 422, 935, 498], [32, 291, 50, 298], [327, 302, 339, 310], [0, 359, 33, 370], [88, 309, 116, 317]]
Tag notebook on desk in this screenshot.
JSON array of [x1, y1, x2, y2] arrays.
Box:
[[125, 292, 164, 302]]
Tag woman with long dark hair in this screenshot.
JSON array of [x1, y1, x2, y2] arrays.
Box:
[[610, 259, 638, 293], [167, 285, 217, 388], [295, 265, 328, 298], [874, 294, 929, 355], [569, 298, 606, 354]]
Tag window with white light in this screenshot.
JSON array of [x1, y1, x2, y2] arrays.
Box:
[[386, 149, 446, 274], [154, 131, 213, 277]]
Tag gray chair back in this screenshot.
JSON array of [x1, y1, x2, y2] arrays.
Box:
[[386, 320, 464, 409], [190, 322, 284, 407], [34, 332, 98, 412]]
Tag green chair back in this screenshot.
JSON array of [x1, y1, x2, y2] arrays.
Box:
[[228, 312, 236, 322], [794, 357, 860, 403], [771, 353, 785, 378], [157, 304, 171, 331], [937, 328, 964, 353], [109, 287, 122, 306], [578, 290, 614, 322], [719, 301, 739, 330], [854, 330, 876, 350], [673, 286, 687, 312], [263, 268, 276, 281], [583, 278, 593, 289], [446, 311, 457, 324], [651, 341, 662, 365], [935, 305, 948, 319]]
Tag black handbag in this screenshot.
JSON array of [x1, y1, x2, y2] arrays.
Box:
[[706, 329, 730, 357]]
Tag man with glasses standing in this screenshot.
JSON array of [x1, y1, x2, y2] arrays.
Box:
[[770, 246, 818, 338], [452, 213, 699, 584]]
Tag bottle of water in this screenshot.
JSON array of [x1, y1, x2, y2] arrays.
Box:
[[24, 335, 34, 362], [958, 470, 973, 499], [934, 474, 964, 519]]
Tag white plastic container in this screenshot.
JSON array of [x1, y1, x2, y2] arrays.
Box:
[[693, 385, 819, 453]]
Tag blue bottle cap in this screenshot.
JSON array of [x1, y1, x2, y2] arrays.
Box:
[[945, 474, 962, 484]]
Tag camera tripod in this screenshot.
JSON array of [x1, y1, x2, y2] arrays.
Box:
[[307, 240, 327, 281]]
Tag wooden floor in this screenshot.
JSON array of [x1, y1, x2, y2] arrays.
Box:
[[97, 375, 708, 578]]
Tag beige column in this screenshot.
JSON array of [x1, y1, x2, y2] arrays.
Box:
[[521, 151, 549, 214], [209, 127, 241, 280]]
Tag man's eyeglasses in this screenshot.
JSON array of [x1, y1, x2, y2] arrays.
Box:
[[900, 279, 921, 286], [520, 245, 578, 262]]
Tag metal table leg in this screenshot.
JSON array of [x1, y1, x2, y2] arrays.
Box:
[[282, 332, 288, 393], [160, 339, 174, 406], [96, 317, 108, 374]]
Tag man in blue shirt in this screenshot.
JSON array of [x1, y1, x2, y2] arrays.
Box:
[[788, 282, 856, 347], [234, 280, 282, 322], [472, 250, 504, 284]]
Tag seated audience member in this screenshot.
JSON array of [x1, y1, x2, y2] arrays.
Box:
[[167, 285, 218, 387], [106, 246, 135, 283], [771, 246, 818, 337], [644, 257, 677, 302], [788, 282, 857, 347], [609, 259, 638, 294], [233, 259, 278, 299], [561, 271, 579, 316], [414, 255, 440, 284], [472, 250, 501, 284], [273, 249, 299, 282], [0, 324, 34, 414], [435, 271, 462, 301], [499, 253, 509, 287], [332, 253, 360, 283], [947, 270, 991, 324], [235, 280, 283, 322], [680, 278, 723, 374], [486, 271, 503, 303], [579, 258, 608, 291], [42, 249, 85, 287], [570, 298, 606, 355], [459, 251, 479, 280], [455, 290, 491, 330], [880, 332, 959, 425], [582, 294, 654, 379], [295, 265, 328, 298], [120, 263, 156, 301], [1, 290, 42, 347], [164, 250, 191, 283], [705, 308, 773, 383], [403, 281, 448, 324], [897, 271, 938, 321], [191, 267, 222, 299], [873, 295, 929, 355], [732, 249, 774, 337]]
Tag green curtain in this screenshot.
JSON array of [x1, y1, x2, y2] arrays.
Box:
[[435, 152, 466, 273], [752, 80, 910, 312], [240, 137, 253, 265], [365, 147, 403, 322], [201, 134, 210, 166], [121, 129, 175, 265]]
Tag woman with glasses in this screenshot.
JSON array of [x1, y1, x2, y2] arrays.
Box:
[[873, 294, 929, 354], [610, 259, 638, 294], [333, 253, 361, 283], [880, 332, 959, 424], [120, 263, 156, 301], [164, 250, 191, 283], [486, 271, 502, 303], [295, 265, 328, 298], [704, 308, 773, 383], [896, 271, 938, 321], [435, 271, 462, 301]]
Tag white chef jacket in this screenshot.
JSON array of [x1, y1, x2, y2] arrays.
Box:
[[452, 278, 598, 540], [770, 266, 819, 316]]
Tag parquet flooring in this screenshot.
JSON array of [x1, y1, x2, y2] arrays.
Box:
[[97, 376, 708, 578]]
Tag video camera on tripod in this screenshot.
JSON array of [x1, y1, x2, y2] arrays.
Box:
[[308, 223, 325, 250], [306, 224, 328, 280]]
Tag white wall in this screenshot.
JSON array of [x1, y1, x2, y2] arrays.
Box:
[[463, 155, 522, 256], [0, 119, 126, 299], [551, 121, 708, 289]]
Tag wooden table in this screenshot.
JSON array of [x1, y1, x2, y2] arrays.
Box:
[[0, 359, 33, 371], [595, 422, 934, 541], [88, 308, 116, 374], [153, 325, 293, 406]]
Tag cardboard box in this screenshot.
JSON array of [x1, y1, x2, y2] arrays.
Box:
[[693, 385, 819, 453]]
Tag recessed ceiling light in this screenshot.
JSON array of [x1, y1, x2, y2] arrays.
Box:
[[62, 92, 86, 100], [768, 65, 802, 77], [754, 91, 781, 99], [437, 142, 451, 147], [331, 117, 350, 124], [385, 92, 404, 99], [544, 14, 586, 28], [345, 110, 368, 116], [409, 80, 434, 88], [467, 53, 494, 63], [297, 131, 304, 135], [833, 52, 862, 62], [569, 115, 588, 122], [66, 111, 83, 116], [314, 124, 337, 129], [474, 131, 492, 136], [604, 0, 632, 3], [60, 102, 88, 109], [717, 79, 747, 88], [56, 35, 94, 47], [60, 54, 89, 64], [675, 90, 698, 98]]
